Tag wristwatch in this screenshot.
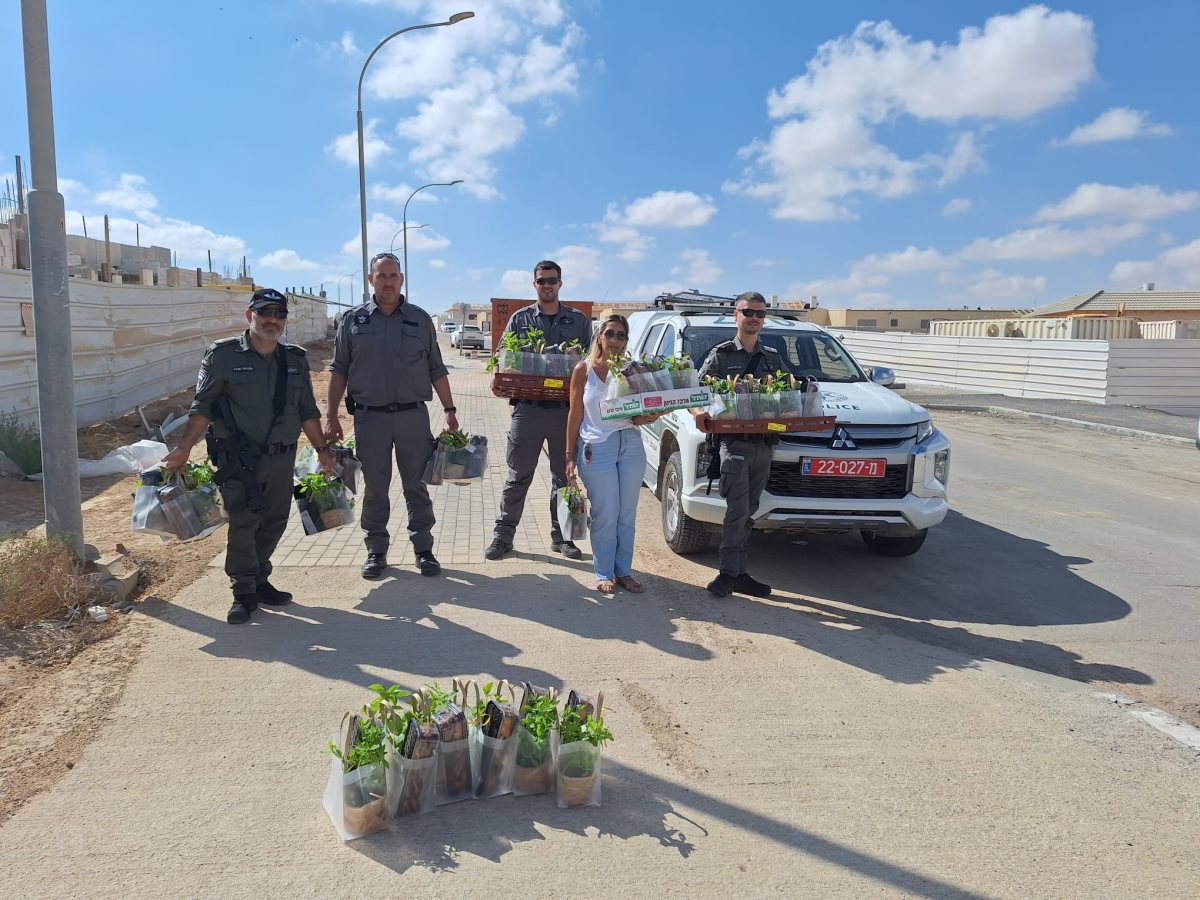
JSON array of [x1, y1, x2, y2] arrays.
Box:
[[443, 406, 457, 413]]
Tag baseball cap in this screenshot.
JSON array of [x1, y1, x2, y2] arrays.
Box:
[[248, 288, 288, 311]]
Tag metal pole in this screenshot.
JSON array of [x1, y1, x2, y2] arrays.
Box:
[[402, 180, 462, 301], [20, 0, 83, 558], [355, 13, 474, 306]]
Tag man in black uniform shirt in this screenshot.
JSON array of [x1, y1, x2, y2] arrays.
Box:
[[693, 291, 780, 598]]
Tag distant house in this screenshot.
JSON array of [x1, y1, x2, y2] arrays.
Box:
[[1028, 289, 1200, 322]]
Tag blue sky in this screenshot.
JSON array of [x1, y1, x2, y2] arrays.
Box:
[[3, 1, 1198, 315]]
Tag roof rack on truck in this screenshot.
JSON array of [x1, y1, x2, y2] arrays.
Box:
[[649, 289, 805, 320]]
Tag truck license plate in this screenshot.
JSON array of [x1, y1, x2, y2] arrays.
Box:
[[802, 458, 886, 478]]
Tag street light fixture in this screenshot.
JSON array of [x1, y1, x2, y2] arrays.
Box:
[[403, 180, 462, 299], [355, 11, 474, 304], [390, 222, 429, 254]]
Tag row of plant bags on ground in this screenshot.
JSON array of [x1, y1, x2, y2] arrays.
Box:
[[487, 328, 585, 376], [130, 460, 227, 541], [705, 373, 824, 420], [324, 679, 613, 841], [603, 354, 699, 399], [422, 430, 488, 486], [293, 440, 360, 535]]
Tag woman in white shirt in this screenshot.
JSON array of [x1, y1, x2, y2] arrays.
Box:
[[565, 314, 663, 594]]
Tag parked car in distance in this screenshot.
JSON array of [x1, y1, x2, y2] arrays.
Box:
[[627, 292, 951, 557], [451, 324, 484, 349], [440, 321, 459, 334]]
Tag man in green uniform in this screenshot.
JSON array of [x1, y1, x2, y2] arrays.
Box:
[[693, 291, 780, 599], [165, 288, 334, 624]]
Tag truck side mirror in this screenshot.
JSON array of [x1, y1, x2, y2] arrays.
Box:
[[869, 366, 895, 387]]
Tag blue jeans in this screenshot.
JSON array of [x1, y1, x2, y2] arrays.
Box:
[[576, 429, 645, 583]]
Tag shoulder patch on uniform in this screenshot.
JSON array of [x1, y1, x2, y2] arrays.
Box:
[[354, 313, 370, 324], [285, 344, 307, 356]]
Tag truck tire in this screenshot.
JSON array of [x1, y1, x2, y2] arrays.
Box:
[[860, 529, 928, 557], [662, 451, 711, 555]]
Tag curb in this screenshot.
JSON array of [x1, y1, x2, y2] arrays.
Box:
[[922, 403, 1195, 447]]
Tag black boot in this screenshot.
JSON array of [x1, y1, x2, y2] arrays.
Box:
[[362, 553, 387, 579], [734, 572, 772, 598], [227, 595, 258, 624], [256, 581, 293, 606]]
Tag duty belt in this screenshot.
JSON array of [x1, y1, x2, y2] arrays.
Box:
[[265, 442, 298, 455], [358, 401, 422, 412]]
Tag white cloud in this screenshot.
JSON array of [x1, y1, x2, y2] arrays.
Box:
[[960, 222, 1147, 261], [427, 259, 448, 269], [76, 209, 245, 263], [95, 174, 158, 213], [1110, 237, 1200, 288], [749, 258, 781, 267], [259, 249, 319, 272], [960, 269, 1048, 298], [622, 281, 689, 300], [500, 268, 532, 295], [346, 5, 581, 199], [1033, 183, 1200, 222], [728, 6, 1095, 220], [597, 191, 715, 259], [550, 245, 602, 283], [853, 245, 955, 275], [943, 197, 972, 216], [671, 248, 722, 286], [371, 182, 447, 206], [623, 191, 717, 228], [935, 132, 986, 186], [1056, 107, 1172, 146], [787, 270, 890, 301], [850, 292, 894, 307], [328, 119, 392, 166]]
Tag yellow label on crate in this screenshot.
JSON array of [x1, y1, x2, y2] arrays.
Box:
[[543, 378, 564, 388], [767, 422, 786, 432]]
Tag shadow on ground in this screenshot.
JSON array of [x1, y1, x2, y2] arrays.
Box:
[[347, 758, 989, 899]]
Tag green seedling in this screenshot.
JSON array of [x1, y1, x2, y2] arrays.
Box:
[[327, 714, 388, 771]]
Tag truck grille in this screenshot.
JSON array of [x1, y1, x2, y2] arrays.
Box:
[[767, 463, 910, 499]]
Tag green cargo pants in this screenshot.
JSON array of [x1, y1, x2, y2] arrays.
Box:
[[217, 448, 297, 596]]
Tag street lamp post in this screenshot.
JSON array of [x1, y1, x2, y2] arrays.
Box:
[[390, 222, 428, 254], [356, 11, 474, 304], [402, 180, 462, 299]]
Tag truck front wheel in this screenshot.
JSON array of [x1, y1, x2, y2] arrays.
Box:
[[662, 452, 712, 555]]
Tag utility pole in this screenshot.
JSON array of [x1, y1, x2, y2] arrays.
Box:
[[20, 0, 84, 558]]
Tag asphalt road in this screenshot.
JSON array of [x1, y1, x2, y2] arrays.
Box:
[[671, 410, 1200, 725]]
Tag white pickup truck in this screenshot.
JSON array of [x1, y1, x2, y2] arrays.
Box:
[[628, 296, 951, 557]]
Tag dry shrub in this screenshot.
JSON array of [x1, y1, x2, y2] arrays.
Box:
[[0, 536, 99, 627]]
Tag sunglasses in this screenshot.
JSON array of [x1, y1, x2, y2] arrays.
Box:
[[737, 308, 767, 319], [255, 307, 288, 319], [602, 329, 627, 340], [370, 251, 401, 267], [535, 277, 561, 286]]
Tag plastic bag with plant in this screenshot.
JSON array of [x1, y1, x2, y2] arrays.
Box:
[[556, 690, 612, 809], [322, 711, 389, 841], [294, 472, 356, 535], [512, 684, 559, 796], [556, 483, 588, 542]]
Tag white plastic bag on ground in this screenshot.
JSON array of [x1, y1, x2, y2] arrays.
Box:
[[322, 753, 388, 841], [31, 439, 168, 480], [556, 736, 602, 809], [468, 725, 518, 799]]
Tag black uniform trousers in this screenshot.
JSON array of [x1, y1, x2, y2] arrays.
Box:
[[218, 449, 297, 596]]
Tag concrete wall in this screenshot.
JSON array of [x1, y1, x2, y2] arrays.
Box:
[[834, 329, 1200, 415], [1, 270, 244, 427]]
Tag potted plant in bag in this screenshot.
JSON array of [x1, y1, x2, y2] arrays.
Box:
[[327, 711, 389, 836], [512, 690, 559, 795], [556, 693, 612, 808], [297, 472, 352, 529]]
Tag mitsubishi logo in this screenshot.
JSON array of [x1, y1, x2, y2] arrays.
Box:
[[830, 426, 856, 450]]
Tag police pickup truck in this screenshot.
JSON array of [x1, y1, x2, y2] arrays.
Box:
[[628, 292, 950, 557]]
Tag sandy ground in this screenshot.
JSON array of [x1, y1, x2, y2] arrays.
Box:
[[0, 339, 337, 824]]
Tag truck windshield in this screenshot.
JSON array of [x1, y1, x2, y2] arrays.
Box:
[[684, 327, 867, 383]]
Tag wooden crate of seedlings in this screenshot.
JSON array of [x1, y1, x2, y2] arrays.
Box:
[[488, 332, 582, 401], [491, 371, 571, 401], [706, 373, 836, 435]]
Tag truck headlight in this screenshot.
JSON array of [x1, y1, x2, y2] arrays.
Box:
[[916, 419, 934, 443], [695, 443, 709, 480], [934, 449, 949, 486]]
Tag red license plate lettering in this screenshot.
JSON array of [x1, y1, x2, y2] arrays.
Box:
[[802, 457, 886, 478]]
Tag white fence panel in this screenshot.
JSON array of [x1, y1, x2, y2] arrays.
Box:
[[1106, 340, 1200, 415], [1, 270, 243, 426], [833, 330, 1110, 402]]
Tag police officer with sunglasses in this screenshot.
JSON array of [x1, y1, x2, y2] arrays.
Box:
[[165, 288, 334, 624], [693, 291, 779, 599], [486, 260, 592, 561]]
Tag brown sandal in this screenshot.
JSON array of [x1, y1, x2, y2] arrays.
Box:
[[615, 575, 644, 594], [595, 580, 616, 595]]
